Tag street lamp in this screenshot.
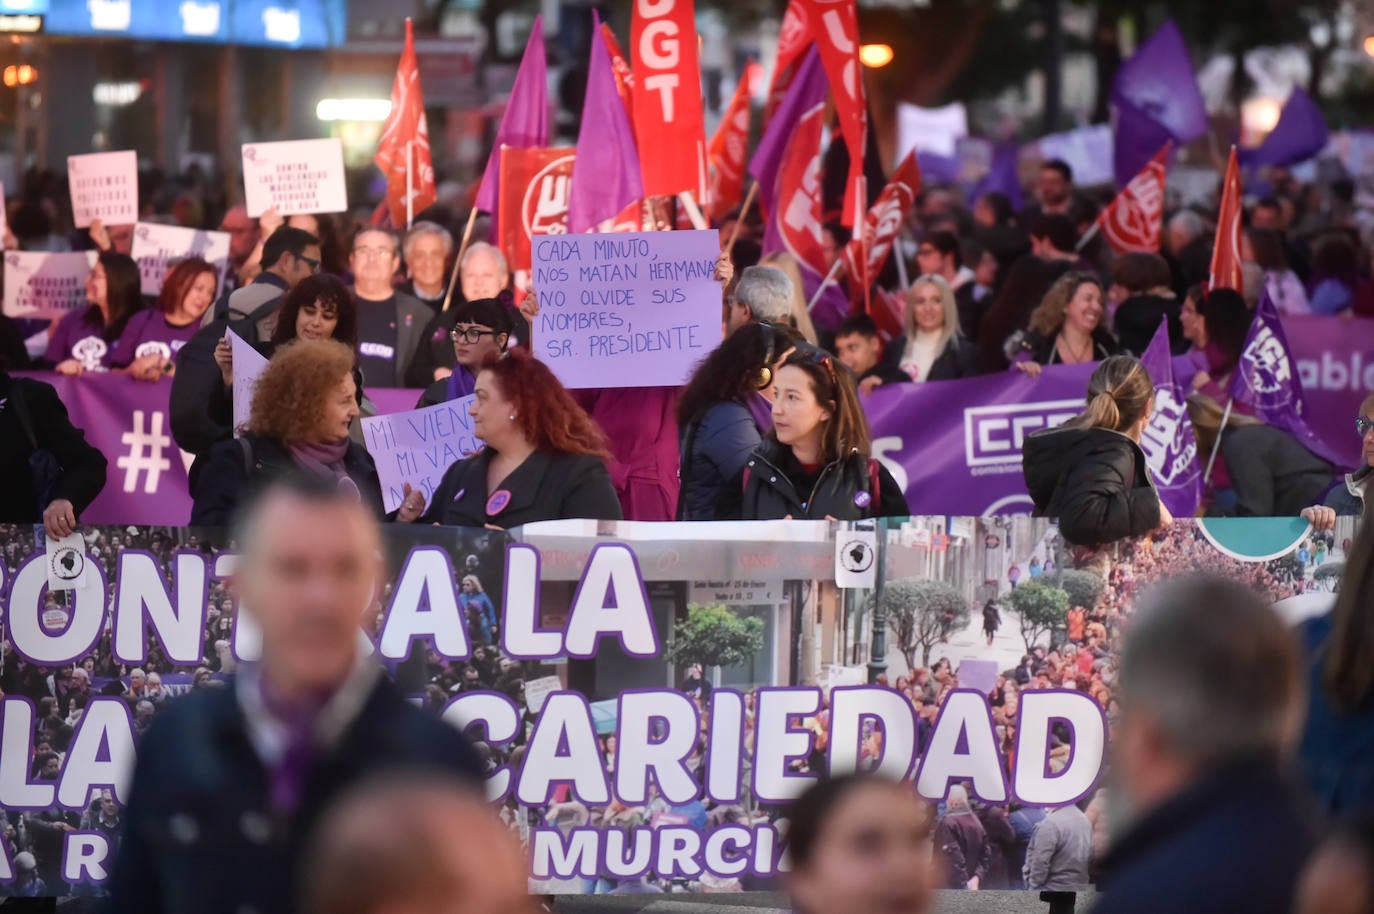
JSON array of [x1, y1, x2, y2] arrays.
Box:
[[1364, 35, 1374, 58], [859, 43, 894, 68]]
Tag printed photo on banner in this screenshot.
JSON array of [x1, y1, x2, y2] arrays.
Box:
[[67, 150, 139, 228], [0, 513, 1356, 898], [2, 250, 99, 320], [130, 222, 232, 296], [530, 229, 722, 389], [241, 137, 348, 218]]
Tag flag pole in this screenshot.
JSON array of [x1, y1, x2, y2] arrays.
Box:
[[1202, 396, 1234, 485], [442, 206, 479, 313], [678, 191, 707, 231], [725, 182, 758, 255], [405, 140, 414, 231], [806, 259, 845, 311], [1075, 220, 1100, 253], [893, 229, 910, 290]]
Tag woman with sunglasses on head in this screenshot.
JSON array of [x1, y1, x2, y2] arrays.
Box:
[[676, 321, 800, 520], [715, 349, 908, 520]]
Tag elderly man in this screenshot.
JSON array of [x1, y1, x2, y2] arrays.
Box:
[[351, 228, 430, 388], [105, 474, 484, 914], [1093, 575, 1315, 914], [406, 241, 519, 387], [725, 264, 793, 335], [400, 220, 453, 312]]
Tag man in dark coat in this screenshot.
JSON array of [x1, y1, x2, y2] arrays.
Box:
[[935, 785, 990, 889], [104, 474, 485, 914], [1093, 576, 1317, 914]]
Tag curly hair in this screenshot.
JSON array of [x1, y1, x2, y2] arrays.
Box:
[[270, 274, 359, 350], [246, 338, 356, 442], [156, 257, 218, 318], [477, 348, 609, 458], [676, 321, 800, 426], [1027, 271, 1101, 337]]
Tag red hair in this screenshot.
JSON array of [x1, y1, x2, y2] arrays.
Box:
[[478, 349, 609, 459], [156, 257, 219, 316]]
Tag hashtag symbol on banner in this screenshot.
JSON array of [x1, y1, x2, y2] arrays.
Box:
[[117, 410, 172, 494]]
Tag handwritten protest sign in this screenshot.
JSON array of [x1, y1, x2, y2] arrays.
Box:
[[2, 251, 97, 320], [229, 330, 269, 439], [524, 675, 562, 714], [241, 138, 348, 217], [530, 229, 721, 389], [67, 150, 138, 227], [130, 222, 232, 296], [361, 396, 484, 513]]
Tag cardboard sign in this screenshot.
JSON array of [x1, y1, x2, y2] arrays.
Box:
[[130, 222, 232, 296], [2, 250, 97, 320], [229, 330, 269, 438], [241, 138, 348, 217], [529, 229, 721, 389], [67, 150, 139, 228], [361, 395, 483, 513], [524, 675, 562, 714]]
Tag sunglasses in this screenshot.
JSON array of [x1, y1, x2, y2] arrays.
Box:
[[1358, 416, 1373, 437], [297, 254, 321, 273], [451, 327, 498, 343]]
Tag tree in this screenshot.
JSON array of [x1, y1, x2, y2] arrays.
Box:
[[1009, 581, 1071, 654], [874, 578, 970, 671], [666, 604, 766, 676], [1043, 569, 1104, 612]]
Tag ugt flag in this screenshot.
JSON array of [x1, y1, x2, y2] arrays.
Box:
[[374, 19, 436, 227], [840, 149, 921, 298], [1097, 142, 1169, 254], [1139, 318, 1202, 517]]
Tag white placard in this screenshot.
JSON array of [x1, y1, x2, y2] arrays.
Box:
[[2, 250, 97, 320], [825, 664, 868, 688], [360, 396, 484, 513], [1035, 124, 1116, 188], [130, 222, 232, 296], [524, 675, 562, 714], [241, 138, 348, 218], [895, 101, 969, 160], [835, 526, 878, 589], [67, 150, 138, 228], [229, 329, 270, 438], [45, 532, 90, 592]]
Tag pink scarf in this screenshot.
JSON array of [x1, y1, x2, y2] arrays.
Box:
[[287, 439, 360, 500]]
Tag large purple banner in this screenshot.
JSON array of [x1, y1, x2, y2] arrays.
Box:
[[1285, 314, 1374, 470]]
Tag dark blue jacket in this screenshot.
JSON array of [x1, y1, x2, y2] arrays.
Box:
[[1093, 760, 1317, 914], [1298, 612, 1374, 817], [103, 674, 484, 914], [678, 400, 764, 521]]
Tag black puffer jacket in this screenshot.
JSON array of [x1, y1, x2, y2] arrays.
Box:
[[715, 438, 908, 520], [1022, 426, 1161, 546]]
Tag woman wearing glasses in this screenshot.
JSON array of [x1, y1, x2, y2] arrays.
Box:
[[1303, 392, 1374, 529], [715, 349, 909, 520], [416, 298, 510, 408]]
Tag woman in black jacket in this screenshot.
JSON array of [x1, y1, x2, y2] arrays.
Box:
[[1022, 355, 1169, 546], [716, 349, 908, 520], [0, 369, 108, 536], [1010, 272, 1122, 377], [191, 338, 390, 526], [411, 348, 622, 528], [867, 275, 979, 394]]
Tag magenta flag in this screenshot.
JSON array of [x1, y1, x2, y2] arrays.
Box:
[[748, 47, 826, 220], [474, 15, 548, 217], [568, 12, 644, 234]]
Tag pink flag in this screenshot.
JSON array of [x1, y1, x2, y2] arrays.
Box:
[[568, 12, 644, 234], [474, 15, 548, 216]]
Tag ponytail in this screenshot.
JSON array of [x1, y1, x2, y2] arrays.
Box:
[[1070, 355, 1153, 432], [1083, 390, 1122, 431]]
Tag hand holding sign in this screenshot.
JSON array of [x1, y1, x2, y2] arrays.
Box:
[[361, 396, 484, 513]]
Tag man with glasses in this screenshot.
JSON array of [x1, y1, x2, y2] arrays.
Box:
[[350, 228, 429, 388], [1303, 391, 1374, 528], [415, 298, 510, 408], [406, 241, 517, 387]]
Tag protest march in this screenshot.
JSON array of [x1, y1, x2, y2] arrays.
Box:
[[1, 2, 1373, 913]]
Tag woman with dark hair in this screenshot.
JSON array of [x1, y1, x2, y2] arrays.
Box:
[[1022, 355, 1167, 546], [784, 775, 935, 914], [675, 321, 799, 520], [1244, 227, 1308, 314], [106, 257, 218, 381], [1010, 272, 1121, 377], [411, 348, 621, 528], [1297, 508, 1374, 817], [715, 349, 908, 520], [191, 338, 389, 526], [46, 252, 142, 374], [1308, 232, 1360, 315]]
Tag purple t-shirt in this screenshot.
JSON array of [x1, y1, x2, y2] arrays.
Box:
[[45, 307, 109, 371], [103, 309, 199, 368]]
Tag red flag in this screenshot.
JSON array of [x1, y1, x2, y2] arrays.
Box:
[[869, 286, 905, 342], [1209, 146, 1244, 294], [798, 0, 867, 227], [497, 146, 575, 273], [770, 101, 828, 276], [374, 19, 435, 229], [764, 0, 811, 123], [840, 149, 921, 296], [707, 63, 760, 223], [631, 0, 709, 202], [600, 23, 635, 115], [1097, 142, 1169, 254]]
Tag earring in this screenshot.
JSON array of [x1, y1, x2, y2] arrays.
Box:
[[509, 414, 516, 421]]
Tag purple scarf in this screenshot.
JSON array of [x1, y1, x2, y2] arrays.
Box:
[[258, 678, 330, 814], [745, 392, 774, 434], [288, 439, 361, 500]]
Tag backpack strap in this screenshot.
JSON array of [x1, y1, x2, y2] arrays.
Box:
[[238, 437, 255, 480]]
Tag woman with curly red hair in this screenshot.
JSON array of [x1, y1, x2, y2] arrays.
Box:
[[190, 338, 389, 526], [412, 348, 622, 527]]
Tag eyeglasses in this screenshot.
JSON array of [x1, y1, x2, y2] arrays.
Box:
[[917, 246, 939, 257], [1358, 416, 1373, 437], [451, 327, 497, 343], [298, 254, 321, 273]]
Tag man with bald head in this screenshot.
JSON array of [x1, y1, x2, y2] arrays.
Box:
[[350, 227, 430, 387], [105, 474, 484, 914], [405, 240, 521, 387], [303, 776, 537, 914]]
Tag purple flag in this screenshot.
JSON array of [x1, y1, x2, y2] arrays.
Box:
[[1239, 88, 1329, 169], [567, 12, 644, 234], [1227, 289, 1348, 469], [474, 15, 548, 216], [748, 47, 826, 218], [915, 150, 961, 185], [1139, 318, 1203, 517], [971, 143, 1022, 211], [1111, 19, 1206, 188]]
